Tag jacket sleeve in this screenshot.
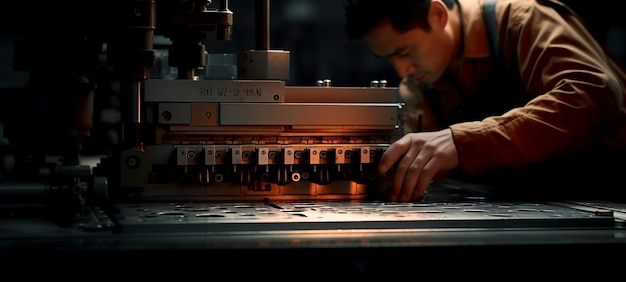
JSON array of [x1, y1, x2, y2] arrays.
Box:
[[451, 0, 625, 176]]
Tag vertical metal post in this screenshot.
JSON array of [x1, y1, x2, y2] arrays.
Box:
[[255, 0, 270, 50]]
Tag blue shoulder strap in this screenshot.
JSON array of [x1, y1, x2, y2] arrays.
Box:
[[483, 0, 499, 60]]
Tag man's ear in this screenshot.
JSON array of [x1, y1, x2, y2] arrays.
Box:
[[428, 0, 449, 31]]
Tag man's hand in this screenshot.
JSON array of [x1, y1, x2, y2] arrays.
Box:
[[378, 128, 459, 202]]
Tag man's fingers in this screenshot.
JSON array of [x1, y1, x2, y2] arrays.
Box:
[[380, 129, 459, 202], [410, 159, 438, 201], [378, 136, 410, 175], [397, 151, 430, 202], [389, 149, 417, 201]]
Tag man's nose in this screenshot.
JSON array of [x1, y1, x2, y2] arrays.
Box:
[[392, 59, 416, 79]]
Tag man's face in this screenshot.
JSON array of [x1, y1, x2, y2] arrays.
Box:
[[363, 18, 452, 84]]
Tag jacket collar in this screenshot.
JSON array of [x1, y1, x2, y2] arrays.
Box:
[[459, 0, 491, 59]]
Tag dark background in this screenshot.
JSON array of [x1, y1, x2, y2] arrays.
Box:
[[0, 0, 622, 88], [0, 0, 398, 88]]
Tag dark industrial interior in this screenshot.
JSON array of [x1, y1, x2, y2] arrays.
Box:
[[1, 0, 625, 278]]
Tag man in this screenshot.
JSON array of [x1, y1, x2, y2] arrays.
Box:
[[345, 0, 626, 202]]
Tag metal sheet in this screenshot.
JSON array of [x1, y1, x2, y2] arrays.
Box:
[[115, 200, 615, 233]]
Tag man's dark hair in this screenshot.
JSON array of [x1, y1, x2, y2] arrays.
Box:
[[345, 0, 456, 39]]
